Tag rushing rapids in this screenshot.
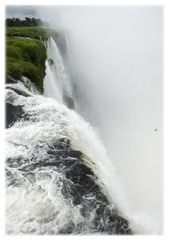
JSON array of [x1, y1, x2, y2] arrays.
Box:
[[5, 35, 135, 234]]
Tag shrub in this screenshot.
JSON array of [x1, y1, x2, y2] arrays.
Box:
[[6, 36, 47, 91], [6, 27, 57, 40]]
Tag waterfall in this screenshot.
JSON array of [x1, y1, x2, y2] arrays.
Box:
[[44, 37, 73, 108], [5, 80, 133, 234], [5, 35, 133, 234], [5, 33, 159, 235]]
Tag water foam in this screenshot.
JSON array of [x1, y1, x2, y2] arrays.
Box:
[[6, 82, 130, 234]]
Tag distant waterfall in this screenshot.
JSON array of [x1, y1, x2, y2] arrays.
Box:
[[44, 37, 74, 108]]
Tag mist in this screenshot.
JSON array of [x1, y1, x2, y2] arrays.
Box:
[[37, 6, 163, 231]]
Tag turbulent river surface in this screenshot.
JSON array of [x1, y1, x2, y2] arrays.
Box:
[[5, 34, 157, 235]]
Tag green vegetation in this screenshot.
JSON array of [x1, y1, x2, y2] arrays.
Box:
[[6, 18, 45, 27], [6, 26, 52, 92], [6, 21, 58, 91], [6, 27, 50, 40], [6, 26, 57, 40]]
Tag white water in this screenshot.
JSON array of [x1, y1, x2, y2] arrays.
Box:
[[5, 6, 162, 233], [37, 6, 163, 233], [43, 38, 129, 213], [6, 6, 163, 232], [6, 81, 130, 234], [44, 37, 72, 103], [43, 37, 160, 234]]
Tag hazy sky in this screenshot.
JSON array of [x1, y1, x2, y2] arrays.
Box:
[[6, 5, 163, 232], [6, 6, 37, 18]]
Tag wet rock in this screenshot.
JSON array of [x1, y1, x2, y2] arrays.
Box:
[[6, 86, 30, 97], [6, 103, 26, 128], [63, 94, 74, 109], [48, 58, 54, 65], [6, 75, 18, 84], [5, 85, 133, 234]]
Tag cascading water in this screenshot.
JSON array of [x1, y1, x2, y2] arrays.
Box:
[[5, 31, 159, 234], [44, 37, 73, 108], [44, 37, 129, 213], [5, 82, 132, 234]]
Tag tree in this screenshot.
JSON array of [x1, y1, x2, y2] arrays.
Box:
[[6, 18, 45, 27]]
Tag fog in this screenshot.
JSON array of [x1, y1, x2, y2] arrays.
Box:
[[38, 6, 162, 231]]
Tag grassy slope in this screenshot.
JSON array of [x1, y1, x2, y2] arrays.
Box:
[[6, 27, 50, 40], [6, 27, 55, 92]]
